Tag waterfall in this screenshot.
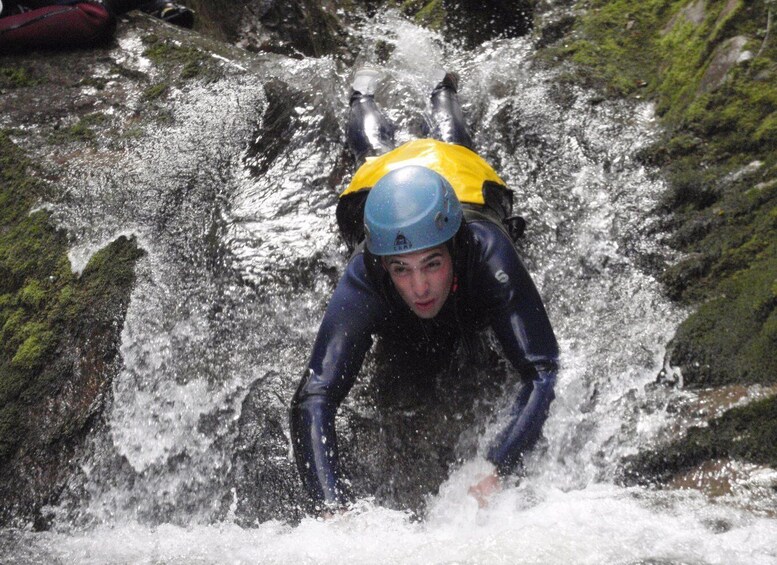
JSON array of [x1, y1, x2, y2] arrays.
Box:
[[3, 10, 776, 565]]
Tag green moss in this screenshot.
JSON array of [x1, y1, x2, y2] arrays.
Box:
[[138, 34, 231, 86], [670, 255, 777, 387], [143, 82, 170, 101], [555, 1, 777, 390], [143, 36, 212, 81], [19, 280, 47, 310], [664, 170, 777, 385], [48, 113, 106, 145], [559, 0, 776, 135], [11, 331, 55, 370], [755, 110, 777, 144], [53, 285, 76, 318], [0, 66, 37, 89], [78, 236, 144, 317], [1, 310, 26, 348], [0, 131, 142, 468], [409, 0, 444, 29], [558, 0, 671, 95], [180, 60, 203, 79]]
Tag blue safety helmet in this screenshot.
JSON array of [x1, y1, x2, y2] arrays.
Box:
[[363, 165, 463, 256]]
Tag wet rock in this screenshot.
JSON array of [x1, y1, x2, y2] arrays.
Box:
[[0, 232, 143, 528], [0, 11, 251, 528], [621, 395, 777, 489], [698, 35, 751, 94], [662, 0, 707, 34], [443, 0, 534, 48], [186, 0, 346, 57], [534, 14, 576, 49], [236, 0, 344, 57], [232, 372, 302, 523]]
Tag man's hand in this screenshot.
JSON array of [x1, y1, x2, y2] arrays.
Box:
[[468, 472, 501, 508], [319, 506, 349, 520]]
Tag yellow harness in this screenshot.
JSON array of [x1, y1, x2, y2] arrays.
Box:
[[342, 139, 506, 204]]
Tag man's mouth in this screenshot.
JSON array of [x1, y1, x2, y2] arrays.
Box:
[[414, 299, 435, 311]]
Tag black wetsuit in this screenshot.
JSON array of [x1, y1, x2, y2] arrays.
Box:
[[290, 218, 559, 506]]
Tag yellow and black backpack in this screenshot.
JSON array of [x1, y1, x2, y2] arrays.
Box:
[[336, 139, 525, 251]]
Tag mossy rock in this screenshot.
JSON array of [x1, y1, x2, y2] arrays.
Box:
[[554, 1, 777, 385], [0, 132, 143, 525], [537, 0, 777, 482], [669, 254, 777, 387], [622, 395, 777, 485]]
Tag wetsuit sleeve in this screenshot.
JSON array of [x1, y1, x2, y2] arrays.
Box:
[[289, 253, 384, 507], [467, 221, 559, 475]]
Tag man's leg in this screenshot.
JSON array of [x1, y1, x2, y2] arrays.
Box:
[[347, 69, 396, 165], [429, 72, 473, 150], [0, 2, 114, 51]]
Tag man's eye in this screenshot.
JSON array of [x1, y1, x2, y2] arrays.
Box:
[[390, 266, 408, 276], [424, 261, 442, 272]]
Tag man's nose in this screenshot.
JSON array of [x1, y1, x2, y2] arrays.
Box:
[[410, 270, 429, 296]]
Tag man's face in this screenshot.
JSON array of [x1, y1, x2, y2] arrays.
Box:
[[382, 245, 454, 319]]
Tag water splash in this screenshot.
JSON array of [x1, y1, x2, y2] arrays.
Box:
[[4, 10, 777, 565]]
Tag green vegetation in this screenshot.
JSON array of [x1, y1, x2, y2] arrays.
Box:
[[552, 0, 777, 389], [0, 131, 142, 463], [144, 35, 206, 66], [545, 0, 777, 483], [48, 112, 107, 145], [143, 35, 222, 83], [0, 66, 38, 89], [393, 0, 445, 28], [143, 81, 170, 101]]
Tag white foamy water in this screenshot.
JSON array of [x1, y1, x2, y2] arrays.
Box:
[[9, 485, 777, 564], [3, 10, 776, 565]]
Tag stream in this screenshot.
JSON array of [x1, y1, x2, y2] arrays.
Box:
[[2, 9, 777, 565]]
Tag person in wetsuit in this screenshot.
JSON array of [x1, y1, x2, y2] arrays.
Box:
[[290, 69, 559, 512], [0, 0, 192, 52]]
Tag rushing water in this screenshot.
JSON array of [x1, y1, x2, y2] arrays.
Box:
[[3, 9, 777, 565]]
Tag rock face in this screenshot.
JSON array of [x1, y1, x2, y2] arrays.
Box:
[[0, 12, 250, 527], [1, 35, 151, 529], [539, 0, 776, 488], [155, 0, 349, 56], [185, 0, 536, 56], [442, 0, 534, 47], [0, 126, 143, 525], [232, 0, 344, 56]]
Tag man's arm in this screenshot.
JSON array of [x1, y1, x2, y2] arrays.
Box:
[[289, 254, 383, 507], [467, 221, 559, 476]]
